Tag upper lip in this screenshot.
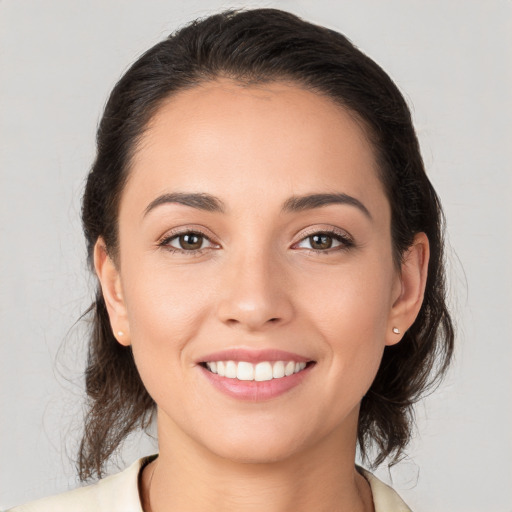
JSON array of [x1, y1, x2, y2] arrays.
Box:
[[197, 348, 313, 364]]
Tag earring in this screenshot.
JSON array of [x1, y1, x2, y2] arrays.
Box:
[[392, 327, 401, 334], [117, 331, 124, 337]]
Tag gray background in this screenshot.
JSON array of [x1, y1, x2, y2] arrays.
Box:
[[1, 1, 511, 510]]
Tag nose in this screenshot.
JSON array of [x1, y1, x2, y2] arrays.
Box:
[[216, 250, 294, 332]]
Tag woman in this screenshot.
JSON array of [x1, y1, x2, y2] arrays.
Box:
[[9, 8, 453, 512]]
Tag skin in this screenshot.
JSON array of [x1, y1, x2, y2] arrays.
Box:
[[95, 80, 429, 512]]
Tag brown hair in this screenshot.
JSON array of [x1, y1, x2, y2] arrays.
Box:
[[79, 8, 454, 480]]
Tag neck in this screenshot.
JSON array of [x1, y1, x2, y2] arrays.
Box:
[[142, 414, 373, 512]]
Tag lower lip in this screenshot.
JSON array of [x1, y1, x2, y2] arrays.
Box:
[[200, 364, 314, 401]]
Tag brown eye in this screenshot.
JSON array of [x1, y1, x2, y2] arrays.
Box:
[[309, 234, 333, 250], [295, 230, 353, 252], [178, 233, 204, 250], [163, 231, 215, 252]]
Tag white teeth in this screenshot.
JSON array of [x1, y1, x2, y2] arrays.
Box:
[[204, 360, 308, 381], [225, 360, 237, 378], [295, 361, 306, 372], [237, 361, 254, 381], [254, 362, 273, 382], [285, 361, 295, 376], [272, 361, 285, 378]]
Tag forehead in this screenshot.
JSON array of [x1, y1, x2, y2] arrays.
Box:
[[124, 79, 388, 218]]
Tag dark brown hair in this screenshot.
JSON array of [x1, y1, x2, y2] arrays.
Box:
[[80, 8, 454, 480]]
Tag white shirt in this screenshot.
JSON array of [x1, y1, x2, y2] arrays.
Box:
[[8, 457, 412, 512]]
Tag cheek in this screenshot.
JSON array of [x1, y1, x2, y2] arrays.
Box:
[[302, 260, 395, 386], [302, 258, 395, 337], [119, 259, 213, 391], [122, 252, 210, 331]]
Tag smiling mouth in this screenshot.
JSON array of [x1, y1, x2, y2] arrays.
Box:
[[200, 360, 315, 382]]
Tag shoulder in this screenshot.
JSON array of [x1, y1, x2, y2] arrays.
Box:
[[8, 459, 411, 512], [6, 458, 149, 512], [358, 467, 412, 512]]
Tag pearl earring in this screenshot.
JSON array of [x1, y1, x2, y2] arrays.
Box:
[[117, 331, 124, 337], [392, 327, 400, 334]]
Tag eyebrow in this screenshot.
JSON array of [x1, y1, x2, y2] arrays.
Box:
[[144, 192, 226, 216], [144, 191, 371, 219], [282, 193, 372, 219]]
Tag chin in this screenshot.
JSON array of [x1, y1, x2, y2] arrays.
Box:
[[195, 419, 314, 465], [212, 438, 304, 465]]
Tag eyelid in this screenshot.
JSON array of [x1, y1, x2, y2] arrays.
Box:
[[156, 224, 353, 254], [293, 225, 353, 242], [291, 225, 355, 251], [157, 225, 221, 252]]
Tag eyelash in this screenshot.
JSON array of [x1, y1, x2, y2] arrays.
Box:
[[158, 228, 354, 255], [293, 228, 354, 254], [158, 229, 218, 256]]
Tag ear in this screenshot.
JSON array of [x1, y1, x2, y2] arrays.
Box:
[[386, 232, 429, 346], [94, 238, 130, 346]]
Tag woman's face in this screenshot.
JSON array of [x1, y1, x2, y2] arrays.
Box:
[[99, 80, 412, 463]]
